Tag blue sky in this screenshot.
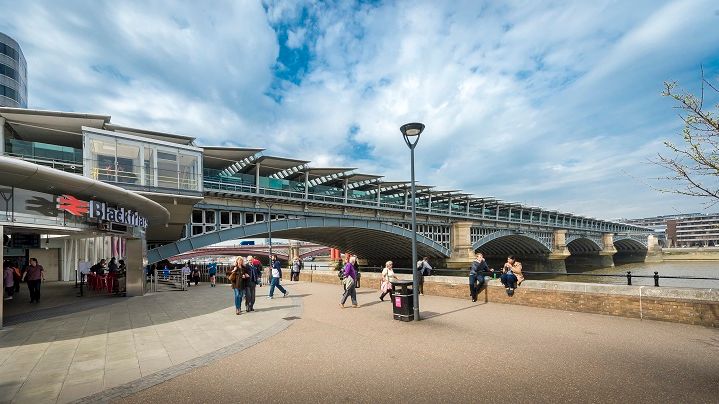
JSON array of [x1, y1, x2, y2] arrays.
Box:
[[2, 0, 719, 219]]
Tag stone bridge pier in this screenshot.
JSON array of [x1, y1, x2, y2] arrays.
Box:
[[445, 224, 654, 273]]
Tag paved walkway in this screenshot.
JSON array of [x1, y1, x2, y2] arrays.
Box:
[[0, 282, 300, 403], [121, 281, 719, 404]]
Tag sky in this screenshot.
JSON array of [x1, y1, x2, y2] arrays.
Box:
[[1, 0, 719, 220]]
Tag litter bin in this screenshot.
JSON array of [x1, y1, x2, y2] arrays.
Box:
[[391, 280, 414, 321]]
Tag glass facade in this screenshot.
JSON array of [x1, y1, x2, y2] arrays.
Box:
[[0, 33, 27, 108], [83, 129, 202, 192]]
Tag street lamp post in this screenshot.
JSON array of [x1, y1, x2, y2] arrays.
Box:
[[400, 122, 425, 321], [266, 202, 274, 270]]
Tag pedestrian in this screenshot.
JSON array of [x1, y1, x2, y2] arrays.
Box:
[[118, 259, 127, 272], [379, 260, 397, 301], [23, 257, 44, 303], [500, 255, 524, 296], [3, 260, 14, 301], [469, 252, 490, 302], [182, 262, 191, 287], [229, 256, 249, 315], [417, 256, 432, 295], [352, 255, 361, 288], [108, 257, 118, 273], [290, 256, 302, 282], [267, 254, 288, 299], [208, 260, 217, 287], [191, 266, 200, 286], [244, 256, 260, 311], [340, 255, 358, 308], [12, 261, 22, 294], [91, 259, 107, 276]]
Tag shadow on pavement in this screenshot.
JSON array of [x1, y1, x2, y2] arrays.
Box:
[[421, 303, 485, 320]]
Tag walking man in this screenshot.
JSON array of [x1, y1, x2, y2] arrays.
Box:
[[469, 252, 490, 302], [268, 254, 288, 299], [245, 256, 259, 311], [417, 256, 432, 295]]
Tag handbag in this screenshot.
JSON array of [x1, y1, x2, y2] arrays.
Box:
[[343, 277, 355, 289], [228, 270, 237, 283]]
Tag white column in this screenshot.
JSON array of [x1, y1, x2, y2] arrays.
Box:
[[0, 117, 5, 155], [255, 162, 261, 194], [0, 225, 4, 328]]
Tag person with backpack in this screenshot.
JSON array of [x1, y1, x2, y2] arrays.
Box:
[[417, 257, 432, 295], [267, 254, 288, 299], [291, 257, 302, 282], [244, 256, 260, 311], [207, 260, 217, 287], [469, 252, 490, 302], [340, 255, 358, 308]]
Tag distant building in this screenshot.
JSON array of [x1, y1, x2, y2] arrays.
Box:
[[0, 32, 27, 108], [622, 213, 719, 247]]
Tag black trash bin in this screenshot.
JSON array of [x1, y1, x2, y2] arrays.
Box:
[[391, 280, 414, 321]]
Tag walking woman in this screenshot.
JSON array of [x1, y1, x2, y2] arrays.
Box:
[[379, 261, 397, 301], [230, 257, 249, 315], [23, 258, 44, 303], [340, 256, 358, 308]]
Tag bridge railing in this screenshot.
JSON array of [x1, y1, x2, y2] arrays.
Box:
[[333, 267, 718, 287], [201, 170, 650, 234]]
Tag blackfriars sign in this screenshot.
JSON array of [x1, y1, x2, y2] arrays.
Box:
[[57, 195, 148, 229]]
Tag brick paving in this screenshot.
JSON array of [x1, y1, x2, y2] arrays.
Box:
[[121, 280, 719, 404]]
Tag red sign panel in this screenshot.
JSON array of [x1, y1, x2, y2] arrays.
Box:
[[56, 194, 89, 216]]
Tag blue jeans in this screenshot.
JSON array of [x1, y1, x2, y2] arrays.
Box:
[[269, 277, 286, 297], [469, 274, 484, 300], [233, 288, 244, 310], [501, 273, 517, 288]]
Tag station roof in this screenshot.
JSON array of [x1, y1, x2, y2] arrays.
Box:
[[104, 124, 196, 146], [238, 155, 309, 177], [201, 147, 264, 170], [0, 107, 109, 148], [345, 174, 384, 191]]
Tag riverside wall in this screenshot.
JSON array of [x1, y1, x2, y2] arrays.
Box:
[[662, 247, 719, 261], [299, 270, 719, 328]]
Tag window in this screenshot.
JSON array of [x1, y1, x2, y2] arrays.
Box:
[[116, 143, 141, 185], [157, 150, 178, 189], [178, 154, 199, 191], [0, 43, 19, 61], [89, 138, 117, 182]]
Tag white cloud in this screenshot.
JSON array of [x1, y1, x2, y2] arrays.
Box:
[[1, 0, 718, 219]]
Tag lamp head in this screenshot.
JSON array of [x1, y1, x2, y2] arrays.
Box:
[[400, 122, 425, 137]]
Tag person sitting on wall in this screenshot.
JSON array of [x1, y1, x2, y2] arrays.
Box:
[[500, 255, 524, 297]]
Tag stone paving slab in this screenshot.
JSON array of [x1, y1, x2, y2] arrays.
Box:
[[0, 282, 301, 404]]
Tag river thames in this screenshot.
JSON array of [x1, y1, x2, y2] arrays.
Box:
[[557, 261, 719, 288]]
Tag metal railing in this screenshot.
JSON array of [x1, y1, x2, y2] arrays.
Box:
[[318, 266, 719, 287]]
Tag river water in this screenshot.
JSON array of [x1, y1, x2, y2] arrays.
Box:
[[552, 261, 719, 289]]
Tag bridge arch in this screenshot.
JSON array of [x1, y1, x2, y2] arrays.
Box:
[[148, 217, 450, 264], [566, 237, 603, 254], [613, 236, 648, 252], [472, 230, 552, 257]]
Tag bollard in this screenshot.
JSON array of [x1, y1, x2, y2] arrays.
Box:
[[654, 271, 659, 287], [626, 271, 632, 286]]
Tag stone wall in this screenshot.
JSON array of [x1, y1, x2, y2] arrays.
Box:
[[662, 247, 719, 261], [299, 270, 719, 328]]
